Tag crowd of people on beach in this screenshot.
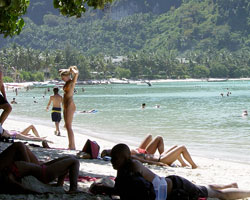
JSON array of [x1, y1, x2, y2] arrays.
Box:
[[1, 67, 250, 199]]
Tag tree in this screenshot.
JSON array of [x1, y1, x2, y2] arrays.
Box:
[[115, 67, 131, 79], [210, 63, 229, 78], [193, 65, 210, 78], [0, 0, 113, 37]]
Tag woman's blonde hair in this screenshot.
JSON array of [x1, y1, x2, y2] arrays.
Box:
[[59, 66, 78, 76], [59, 69, 70, 76]]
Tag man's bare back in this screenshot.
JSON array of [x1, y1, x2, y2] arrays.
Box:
[[49, 94, 63, 108]]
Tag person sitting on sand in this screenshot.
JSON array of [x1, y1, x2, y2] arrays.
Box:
[[101, 134, 197, 168], [90, 143, 250, 200], [0, 142, 79, 194], [0, 124, 52, 143]]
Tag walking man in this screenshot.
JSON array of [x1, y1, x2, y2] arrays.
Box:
[[46, 87, 63, 136]]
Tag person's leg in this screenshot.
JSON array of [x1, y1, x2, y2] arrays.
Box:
[[138, 134, 153, 149], [55, 122, 60, 136], [165, 145, 189, 167], [209, 183, 238, 190], [15, 156, 79, 192], [0, 103, 12, 124], [207, 185, 250, 200], [145, 135, 164, 154], [15, 133, 45, 142], [64, 105, 76, 150], [21, 125, 40, 137], [160, 145, 197, 169], [0, 142, 39, 170]]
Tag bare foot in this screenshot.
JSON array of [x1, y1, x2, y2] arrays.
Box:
[[42, 141, 50, 148], [181, 163, 189, 167], [192, 164, 198, 169], [230, 183, 238, 188]]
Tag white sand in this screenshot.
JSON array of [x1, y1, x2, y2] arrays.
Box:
[[1, 118, 250, 200]]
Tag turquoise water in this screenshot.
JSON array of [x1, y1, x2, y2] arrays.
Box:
[[6, 81, 250, 163]]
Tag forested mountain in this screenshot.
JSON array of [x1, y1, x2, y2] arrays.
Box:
[[1, 0, 249, 54], [0, 0, 250, 81]]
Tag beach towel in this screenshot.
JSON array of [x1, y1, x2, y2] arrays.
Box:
[[82, 139, 100, 159], [64, 175, 115, 183]]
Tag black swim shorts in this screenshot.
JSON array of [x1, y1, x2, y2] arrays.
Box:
[[51, 107, 61, 122], [0, 94, 8, 105], [167, 175, 208, 200]]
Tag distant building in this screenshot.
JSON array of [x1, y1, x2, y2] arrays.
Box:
[[176, 57, 196, 64], [104, 56, 127, 64]]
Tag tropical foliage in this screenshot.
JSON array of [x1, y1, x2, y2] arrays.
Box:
[[0, 0, 249, 81], [0, 0, 113, 37], [1, 44, 250, 82]]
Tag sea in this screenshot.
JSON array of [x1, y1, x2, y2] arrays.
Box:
[[6, 80, 250, 164]]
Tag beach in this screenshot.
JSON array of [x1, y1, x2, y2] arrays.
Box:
[[1, 118, 250, 200]]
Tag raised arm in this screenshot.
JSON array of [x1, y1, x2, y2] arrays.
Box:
[[69, 66, 79, 87]]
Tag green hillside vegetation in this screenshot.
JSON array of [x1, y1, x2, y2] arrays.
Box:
[[0, 0, 250, 81]]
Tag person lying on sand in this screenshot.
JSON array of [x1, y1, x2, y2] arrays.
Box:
[[101, 134, 197, 168], [0, 124, 52, 143], [91, 143, 250, 200], [0, 142, 79, 194]]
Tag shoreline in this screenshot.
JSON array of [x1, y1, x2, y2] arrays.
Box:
[[8, 114, 250, 166], [7, 114, 250, 166], [5, 78, 250, 89], [3, 118, 250, 188]]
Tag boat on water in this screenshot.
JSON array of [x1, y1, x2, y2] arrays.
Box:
[[207, 78, 228, 82], [109, 78, 129, 84], [5, 82, 34, 89]]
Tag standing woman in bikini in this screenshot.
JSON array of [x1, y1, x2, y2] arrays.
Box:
[[59, 66, 79, 150]]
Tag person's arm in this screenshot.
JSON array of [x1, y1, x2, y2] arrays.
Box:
[[90, 183, 118, 196], [131, 155, 168, 166], [46, 97, 52, 111], [7, 173, 40, 194], [0, 71, 7, 99], [70, 66, 79, 87]]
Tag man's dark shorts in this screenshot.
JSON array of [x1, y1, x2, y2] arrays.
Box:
[[167, 175, 208, 200], [51, 107, 61, 122], [0, 94, 8, 105]]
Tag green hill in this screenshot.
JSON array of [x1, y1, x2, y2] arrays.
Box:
[[0, 0, 248, 55], [0, 0, 250, 82]]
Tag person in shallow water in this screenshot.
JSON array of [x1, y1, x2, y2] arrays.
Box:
[[59, 66, 79, 150], [91, 143, 250, 200], [101, 134, 198, 168]]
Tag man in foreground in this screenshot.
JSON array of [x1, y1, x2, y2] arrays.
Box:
[[91, 143, 250, 200]]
